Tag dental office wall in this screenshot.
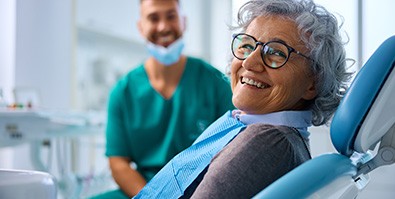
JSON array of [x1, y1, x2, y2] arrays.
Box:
[[1, 0, 394, 198], [0, 0, 15, 104], [0, 0, 16, 169], [0, 0, 74, 165]]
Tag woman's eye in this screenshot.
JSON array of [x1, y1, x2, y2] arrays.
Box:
[[268, 48, 287, 58], [240, 44, 255, 51]]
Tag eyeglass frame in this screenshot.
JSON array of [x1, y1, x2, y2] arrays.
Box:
[[231, 33, 313, 69]]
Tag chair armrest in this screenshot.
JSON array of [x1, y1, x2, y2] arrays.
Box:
[[253, 154, 356, 199]]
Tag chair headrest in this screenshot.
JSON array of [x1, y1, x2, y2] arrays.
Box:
[[331, 36, 395, 156]]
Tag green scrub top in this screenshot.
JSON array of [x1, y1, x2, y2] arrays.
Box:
[[105, 57, 234, 181]]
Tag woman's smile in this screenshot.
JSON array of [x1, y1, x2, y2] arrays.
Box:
[[240, 76, 270, 89]]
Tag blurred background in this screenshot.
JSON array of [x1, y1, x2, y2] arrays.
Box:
[[0, 0, 394, 198]]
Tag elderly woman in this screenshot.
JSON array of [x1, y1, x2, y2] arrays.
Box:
[[134, 0, 351, 198]]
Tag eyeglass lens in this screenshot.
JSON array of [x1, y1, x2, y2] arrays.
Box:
[[232, 34, 290, 68]]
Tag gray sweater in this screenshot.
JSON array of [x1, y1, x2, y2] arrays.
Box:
[[190, 123, 311, 199]]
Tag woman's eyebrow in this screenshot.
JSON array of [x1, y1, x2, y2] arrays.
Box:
[[267, 37, 288, 45]]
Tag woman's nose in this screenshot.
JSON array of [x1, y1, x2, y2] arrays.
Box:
[[242, 46, 265, 72]]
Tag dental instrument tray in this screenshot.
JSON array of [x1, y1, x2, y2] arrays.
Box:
[[0, 109, 105, 147]]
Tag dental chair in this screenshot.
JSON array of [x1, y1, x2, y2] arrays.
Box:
[[0, 169, 57, 199], [254, 35, 395, 198]]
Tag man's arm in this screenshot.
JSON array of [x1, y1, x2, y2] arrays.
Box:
[[109, 157, 147, 197]]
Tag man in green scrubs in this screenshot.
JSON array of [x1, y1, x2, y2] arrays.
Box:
[[91, 0, 234, 198]]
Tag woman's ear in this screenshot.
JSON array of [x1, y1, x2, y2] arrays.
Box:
[[302, 80, 317, 100]]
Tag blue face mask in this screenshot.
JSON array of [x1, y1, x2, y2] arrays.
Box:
[[146, 37, 185, 66]]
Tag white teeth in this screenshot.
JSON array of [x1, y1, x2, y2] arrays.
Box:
[[241, 77, 267, 89], [158, 35, 173, 43]]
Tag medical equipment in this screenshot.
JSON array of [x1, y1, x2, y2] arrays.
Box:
[[0, 169, 57, 199], [254, 35, 395, 198], [0, 109, 105, 148], [0, 109, 106, 198]]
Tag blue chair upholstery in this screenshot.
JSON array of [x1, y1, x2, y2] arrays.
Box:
[[254, 36, 395, 198]]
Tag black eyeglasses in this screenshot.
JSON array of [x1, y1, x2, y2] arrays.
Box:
[[231, 33, 312, 69]]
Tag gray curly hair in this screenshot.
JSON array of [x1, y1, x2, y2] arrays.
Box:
[[232, 0, 352, 126]]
